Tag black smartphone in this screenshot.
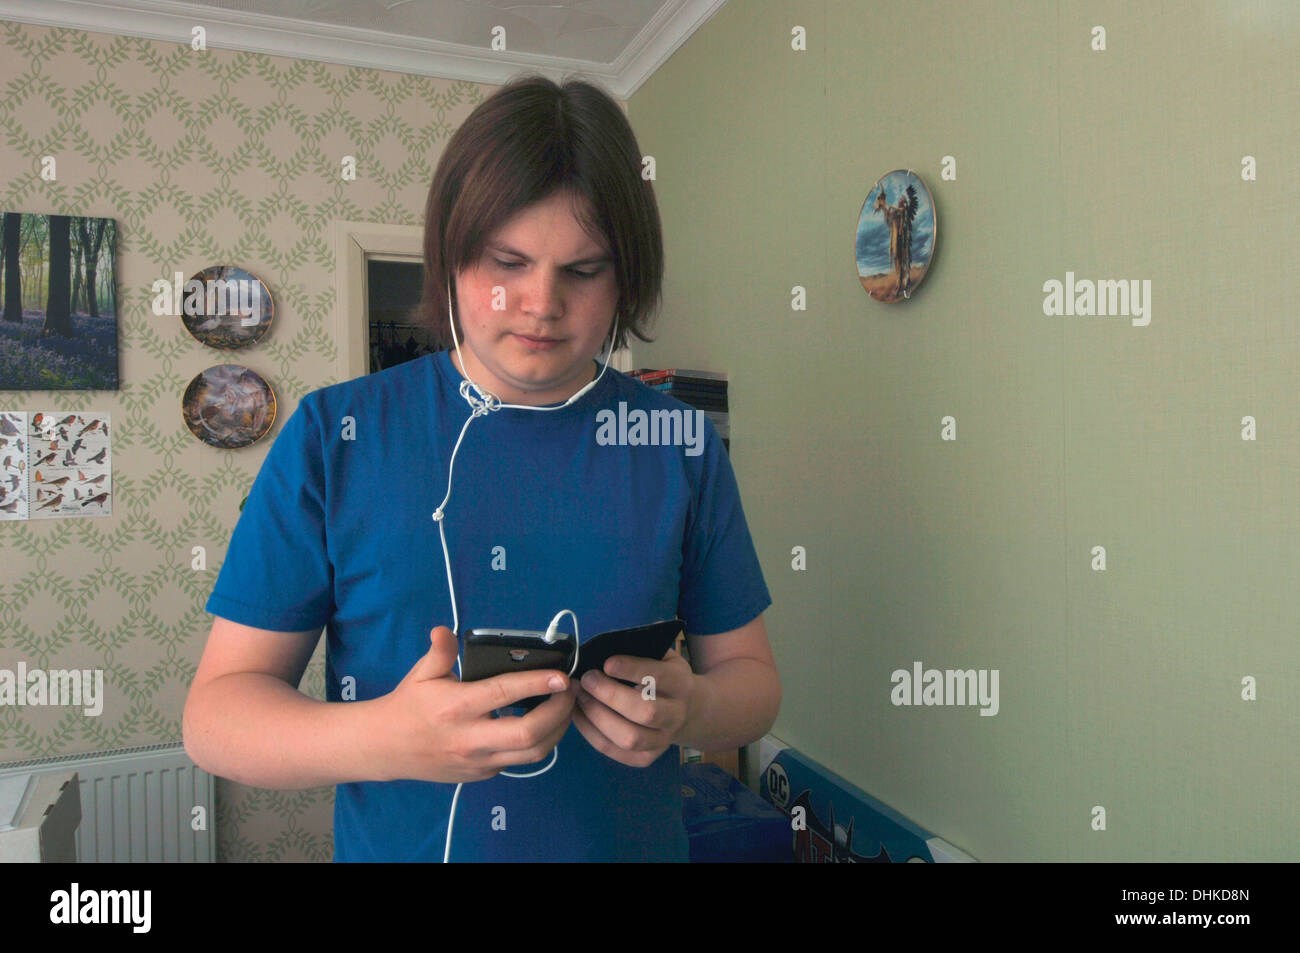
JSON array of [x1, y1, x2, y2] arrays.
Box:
[[458, 618, 685, 711], [461, 628, 576, 713]]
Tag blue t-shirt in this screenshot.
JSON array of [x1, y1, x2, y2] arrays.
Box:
[[205, 348, 771, 861]]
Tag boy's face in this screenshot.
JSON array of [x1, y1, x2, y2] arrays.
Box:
[[451, 191, 618, 406]]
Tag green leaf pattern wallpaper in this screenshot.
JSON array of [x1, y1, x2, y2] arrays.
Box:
[[0, 20, 490, 862]]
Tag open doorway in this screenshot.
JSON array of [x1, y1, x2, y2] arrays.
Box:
[[366, 258, 433, 373]]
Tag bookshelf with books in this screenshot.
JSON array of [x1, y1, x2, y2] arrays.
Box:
[[628, 367, 729, 453]]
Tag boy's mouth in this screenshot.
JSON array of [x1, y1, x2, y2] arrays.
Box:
[[512, 333, 562, 350]]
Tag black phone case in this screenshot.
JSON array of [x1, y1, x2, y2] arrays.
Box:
[[573, 618, 684, 684], [459, 619, 684, 712]]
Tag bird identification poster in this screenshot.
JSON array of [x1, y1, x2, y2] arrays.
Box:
[[0, 411, 112, 520]]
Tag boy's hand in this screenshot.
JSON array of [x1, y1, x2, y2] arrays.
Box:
[[571, 648, 698, 767], [376, 625, 575, 783]]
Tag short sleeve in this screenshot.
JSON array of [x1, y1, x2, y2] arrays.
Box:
[[204, 395, 333, 632], [677, 420, 771, 635]]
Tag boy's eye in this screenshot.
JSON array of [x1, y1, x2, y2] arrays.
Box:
[[493, 259, 602, 279]]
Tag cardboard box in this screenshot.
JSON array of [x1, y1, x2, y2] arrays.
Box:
[[0, 771, 81, 863], [756, 737, 977, 863], [682, 762, 791, 862]]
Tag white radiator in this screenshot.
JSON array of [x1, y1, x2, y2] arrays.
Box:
[[0, 743, 215, 862]]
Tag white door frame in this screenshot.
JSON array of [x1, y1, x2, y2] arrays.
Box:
[[332, 219, 424, 381]]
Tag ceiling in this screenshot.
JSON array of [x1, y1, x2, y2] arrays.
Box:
[[0, 0, 727, 98]]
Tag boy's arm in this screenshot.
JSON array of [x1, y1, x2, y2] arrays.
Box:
[[572, 613, 780, 764], [676, 613, 780, 751], [183, 616, 389, 789]]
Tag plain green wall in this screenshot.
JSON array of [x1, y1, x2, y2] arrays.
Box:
[[627, 0, 1299, 861]]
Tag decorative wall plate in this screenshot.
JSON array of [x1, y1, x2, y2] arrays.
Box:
[[855, 170, 937, 302], [180, 265, 273, 348], [182, 365, 276, 448]]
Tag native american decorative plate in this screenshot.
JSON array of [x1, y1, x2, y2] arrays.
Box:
[[179, 265, 274, 348], [182, 365, 276, 449], [855, 170, 937, 302]]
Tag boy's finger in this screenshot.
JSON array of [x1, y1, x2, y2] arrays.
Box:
[[405, 626, 459, 682], [463, 669, 570, 716]]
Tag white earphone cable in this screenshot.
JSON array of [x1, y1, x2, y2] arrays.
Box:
[[435, 284, 617, 862]]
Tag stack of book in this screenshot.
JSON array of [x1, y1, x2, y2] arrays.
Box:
[[628, 367, 729, 452]]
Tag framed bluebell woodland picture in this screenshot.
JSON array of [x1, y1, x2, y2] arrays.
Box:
[[0, 211, 119, 389]]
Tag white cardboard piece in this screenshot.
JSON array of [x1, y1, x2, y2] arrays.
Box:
[[0, 770, 81, 862]]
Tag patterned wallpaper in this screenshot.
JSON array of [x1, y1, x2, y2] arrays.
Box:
[[0, 20, 492, 861]]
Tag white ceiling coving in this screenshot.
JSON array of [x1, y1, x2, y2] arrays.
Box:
[[0, 0, 727, 97]]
